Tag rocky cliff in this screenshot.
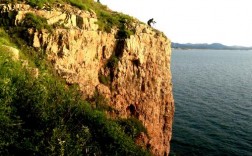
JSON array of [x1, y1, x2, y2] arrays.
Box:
[[0, 3, 174, 155]]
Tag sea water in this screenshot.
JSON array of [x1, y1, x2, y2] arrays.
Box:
[[170, 49, 252, 156]]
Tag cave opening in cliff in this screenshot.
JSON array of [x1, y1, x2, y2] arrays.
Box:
[[127, 104, 137, 117]]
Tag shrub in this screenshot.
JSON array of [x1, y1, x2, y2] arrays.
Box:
[[0, 50, 23, 155], [0, 28, 14, 46], [0, 31, 150, 155], [0, 0, 148, 154], [96, 10, 135, 36], [4, 0, 135, 37], [22, 13, 52, 31], [117, 28, 134, 39], [107, 54, 119, 69], [26, 0, 60, 9], [118, 117, 148, 139], [27, 0, 48, 8], [89, 91, 113, 111], [98, 73, 111, 86], [68, 0, 88, 10]]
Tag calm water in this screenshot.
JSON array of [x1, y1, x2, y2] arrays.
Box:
[[170, 49, 252, 156]]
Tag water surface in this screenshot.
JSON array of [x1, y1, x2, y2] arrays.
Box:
[[170, 49, 252, 156]]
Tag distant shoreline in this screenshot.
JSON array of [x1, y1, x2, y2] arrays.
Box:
[[172, 42, 252, 50], [172, 48, 252, 51]]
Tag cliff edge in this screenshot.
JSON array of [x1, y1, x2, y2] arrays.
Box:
[[0, 2, 174, 155]]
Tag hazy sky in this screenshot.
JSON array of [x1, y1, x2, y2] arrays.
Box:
[[102, 0, 252, 46]]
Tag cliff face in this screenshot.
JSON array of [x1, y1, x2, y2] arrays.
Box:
[[0, 3, 174, 155]]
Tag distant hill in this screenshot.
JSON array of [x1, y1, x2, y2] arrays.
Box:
[[172, 42, 252, 50]]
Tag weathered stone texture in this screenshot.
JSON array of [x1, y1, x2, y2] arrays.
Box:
[[0, 3, 174, 155]]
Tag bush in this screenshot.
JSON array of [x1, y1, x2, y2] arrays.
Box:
[[4, 0, 135, 37], [96, 10, 135, 36], [107, 54, 119, 69], [0, 30, 150, 155], [117, 28, 134, 39], [98, 73, 111, 86], [0, 50, 23, 155], [27, 0, 49, 8], [118, 117, 148, 139], [22, 13, 52, 31], [0, 0, 148, 154], [89, 91, 113, 111], [0, 28, 14, 46], [68, 0, 88, 10]]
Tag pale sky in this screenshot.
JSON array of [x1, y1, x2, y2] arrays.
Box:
[[102, 0, 252, 47]]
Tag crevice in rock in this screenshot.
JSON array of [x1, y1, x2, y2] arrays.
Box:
[[57, 33, 64, 57], [141, 83, 145, 92], [132, 59, 140, 67], [126, 104, 139, 118], [114, 39, 125, 58], [102, 45, 106, 59], [98, 38, 126, 89], [0, 11, 17, 26]]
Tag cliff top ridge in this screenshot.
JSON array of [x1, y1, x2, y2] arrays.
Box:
[[1, 0, 167, 39], [0, 1, 173, 155]]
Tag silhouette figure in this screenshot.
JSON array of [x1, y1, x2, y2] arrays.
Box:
[[147, 18, 156, 26]]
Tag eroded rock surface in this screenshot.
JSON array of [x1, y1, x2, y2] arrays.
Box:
[[0, 3, 174, 155]]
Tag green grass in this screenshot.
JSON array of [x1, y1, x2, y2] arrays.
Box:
[[0, 27, 150, 155], [0, 1, 148, 153], [0, 51, 150, 155], [64, 0, 136, 35], [22, 13, 52, 31], [2, 0, 136, 37], [68, 0, 90, 10], [0, 28, 14, 46], [118, 117, 149, 139], [27, 0, 55, 8]]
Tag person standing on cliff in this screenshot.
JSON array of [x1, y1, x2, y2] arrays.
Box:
[[147, 18, 156, 26]]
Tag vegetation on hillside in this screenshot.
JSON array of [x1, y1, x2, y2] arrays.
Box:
[[0, 0, 150, 154], [22, 13, 52, 31], [0, 0, 150, 153], [3, 0, 135, 37]]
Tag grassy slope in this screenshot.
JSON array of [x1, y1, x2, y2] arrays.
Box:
[[0, 0, 150, 155], [3, 0, 135, 37]]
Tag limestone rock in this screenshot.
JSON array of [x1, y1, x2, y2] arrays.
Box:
[[0, 3, 174, 156], [96, 84, 111, 99]]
